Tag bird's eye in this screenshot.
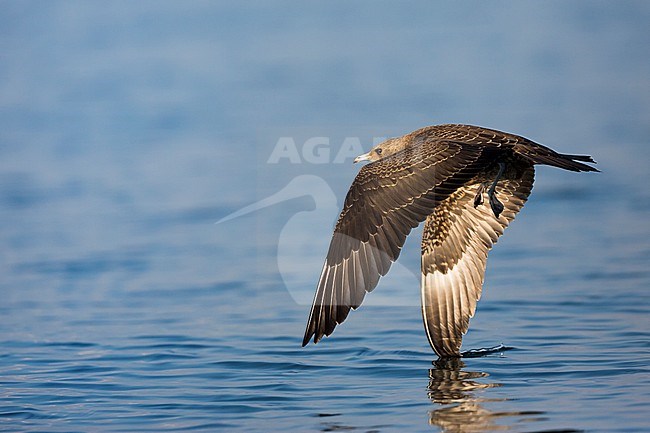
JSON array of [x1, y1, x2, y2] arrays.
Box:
[[375, 148, 383, 155]]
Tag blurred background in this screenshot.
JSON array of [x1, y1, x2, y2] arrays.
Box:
[[1, 1, 648, 432]]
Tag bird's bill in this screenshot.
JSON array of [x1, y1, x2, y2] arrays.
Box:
[[353, 151, 372, 163]]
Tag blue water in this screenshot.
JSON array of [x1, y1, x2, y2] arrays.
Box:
[[1, 2, 649, 432]]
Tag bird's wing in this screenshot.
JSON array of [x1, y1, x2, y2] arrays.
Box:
[[302, 140, 484, 346], [421, 165, 535, 357]]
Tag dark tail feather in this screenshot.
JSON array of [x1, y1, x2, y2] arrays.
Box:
[[560, 154, 596, 163], [525, 151, 599, 172]]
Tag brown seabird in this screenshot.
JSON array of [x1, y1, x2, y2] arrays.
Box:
[[301, 124, 598, 358]]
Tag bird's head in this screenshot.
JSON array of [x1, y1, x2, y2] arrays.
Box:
[[353, 138, 405, 163]]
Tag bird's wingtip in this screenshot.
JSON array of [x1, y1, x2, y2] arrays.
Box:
[[301, 330, 313, 347]]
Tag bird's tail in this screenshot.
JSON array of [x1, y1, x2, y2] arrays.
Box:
[[520, 146, 599, 172]]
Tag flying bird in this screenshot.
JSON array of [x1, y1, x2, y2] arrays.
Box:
[[301, 124, 598, 358]]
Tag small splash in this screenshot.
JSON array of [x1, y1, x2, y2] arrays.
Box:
[[461, 344, 514, 358]]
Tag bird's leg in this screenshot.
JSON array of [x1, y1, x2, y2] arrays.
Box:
[[487, 162, 506, 218]]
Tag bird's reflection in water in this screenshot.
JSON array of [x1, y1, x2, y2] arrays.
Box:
[[427, 358, 544, 432]]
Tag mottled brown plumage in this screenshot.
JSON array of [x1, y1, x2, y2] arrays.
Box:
[[302, 124, 598, 357]]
